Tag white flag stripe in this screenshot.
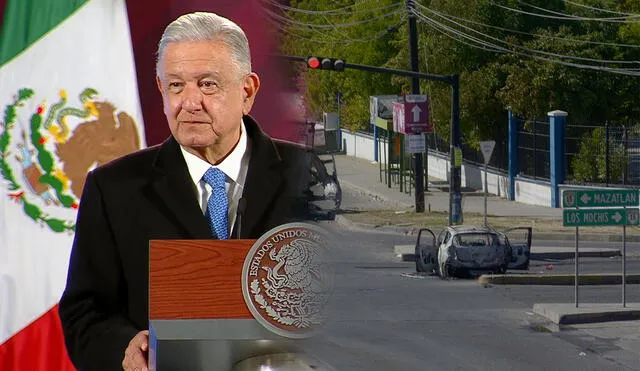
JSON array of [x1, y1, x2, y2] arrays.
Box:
[[0, 0, 145, 345]]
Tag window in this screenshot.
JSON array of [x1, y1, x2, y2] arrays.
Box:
[[454, 233, 497, 247]]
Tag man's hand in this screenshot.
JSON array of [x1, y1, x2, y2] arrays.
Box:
[[122, 330, 149, 371]]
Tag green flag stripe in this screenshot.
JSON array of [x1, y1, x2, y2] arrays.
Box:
[[0, 0, 89, 66]]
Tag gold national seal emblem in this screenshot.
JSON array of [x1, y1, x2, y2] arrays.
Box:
[[241, 223, 331, 338]]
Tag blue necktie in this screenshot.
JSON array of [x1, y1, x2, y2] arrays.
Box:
[[202, 167, 229, 240]]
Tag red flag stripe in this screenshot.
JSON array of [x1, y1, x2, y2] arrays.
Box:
[[0, 305, 75, 370]]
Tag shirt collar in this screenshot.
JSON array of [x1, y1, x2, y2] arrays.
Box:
[[180, 119, 248, 185]]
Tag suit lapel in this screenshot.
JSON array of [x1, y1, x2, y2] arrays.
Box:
[[149, 137, 212, 239], [239, 117, 284, 238]]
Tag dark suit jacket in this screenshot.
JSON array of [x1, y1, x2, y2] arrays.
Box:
[[58, 116, 315, 370]]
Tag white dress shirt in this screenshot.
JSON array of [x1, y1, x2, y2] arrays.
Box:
[[180, 120, 251, 235]]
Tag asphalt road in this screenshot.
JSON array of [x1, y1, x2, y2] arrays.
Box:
[[298, 223, 640, 371]]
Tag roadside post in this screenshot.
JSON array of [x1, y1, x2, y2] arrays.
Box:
[[562, 189, 639, 308], [479, 141, 496, 226]]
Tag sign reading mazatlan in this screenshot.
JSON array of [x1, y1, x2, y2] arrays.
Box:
[[562, 189, 639, 208]]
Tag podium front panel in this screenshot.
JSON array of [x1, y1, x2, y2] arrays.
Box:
[[149, 239, 256, 319]]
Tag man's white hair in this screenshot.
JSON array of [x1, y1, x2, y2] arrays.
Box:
[[156, 12, 252, 77]]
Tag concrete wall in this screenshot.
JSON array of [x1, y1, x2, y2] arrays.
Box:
[[427, 152, 449, 181], [341, 130, 382, 162], [463, 164, 510, 198], [341, 129, 551, 207], [515, 178, 551, 206]]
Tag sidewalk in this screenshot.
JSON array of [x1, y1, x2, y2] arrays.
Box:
[[333, 154, 640, 242], [335, 154, 563, 218]]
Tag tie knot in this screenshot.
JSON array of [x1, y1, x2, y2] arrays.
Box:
[[202, 167, 226, 189]]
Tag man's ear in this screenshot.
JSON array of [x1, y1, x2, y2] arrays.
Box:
[[242, 73, 260, 115], [156, 75, 164, 94]]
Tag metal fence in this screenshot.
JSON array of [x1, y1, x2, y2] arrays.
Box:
[[565, 121, 640, 186], [518, 118, 550, 180], [361, 117, 640, 187]]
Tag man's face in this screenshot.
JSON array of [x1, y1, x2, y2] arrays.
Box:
[[156, 40, 259, 152]]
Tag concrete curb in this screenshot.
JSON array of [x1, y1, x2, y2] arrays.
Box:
[[334, 214, 418, 235], [335, 214, 640, 242], [531, 250, 621, 260], [533, 303, 640, 325], [478, 274, 640, 286], [392, 244, 621, 263]]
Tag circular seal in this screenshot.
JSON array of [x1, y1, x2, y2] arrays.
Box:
[[241, 222, 331, 339]]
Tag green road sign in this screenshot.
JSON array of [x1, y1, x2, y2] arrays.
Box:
[[563, 208, 640, 227], [562, 189, 639, 208]]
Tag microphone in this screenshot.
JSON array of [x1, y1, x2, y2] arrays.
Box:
[[236, 197, 247, 239]]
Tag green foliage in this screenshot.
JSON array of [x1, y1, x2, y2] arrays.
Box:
[[279, 0, 640, 148], [280, 0, 403, 129], [571, 127, 627, 183]]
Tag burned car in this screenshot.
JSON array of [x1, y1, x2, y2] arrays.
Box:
[[414, 225, 531, 278]]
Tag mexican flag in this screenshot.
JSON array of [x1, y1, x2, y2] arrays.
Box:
[[0, 0, 145, 369]]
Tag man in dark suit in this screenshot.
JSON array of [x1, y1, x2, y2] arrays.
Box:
[[59, 12, 314, 371]]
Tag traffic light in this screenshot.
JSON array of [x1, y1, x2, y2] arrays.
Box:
[[306, 56, 345, 72]]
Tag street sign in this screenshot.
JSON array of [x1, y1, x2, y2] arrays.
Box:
[[405, 134, 426, 154], [479, 140, 496, 165], [562, 189, 639, 208], [392, 95, 432, 134], [370, 95, 398, 123], [563, 208, 640, 227], [392, 101, 405, 133]]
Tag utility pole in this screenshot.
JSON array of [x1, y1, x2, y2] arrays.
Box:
[[407, 0, 425, 213], [449, 75, 462, 225]]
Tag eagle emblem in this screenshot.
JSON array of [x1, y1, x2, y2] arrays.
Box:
[[0, 88, 141, 232], [242, 223, 332, 338]]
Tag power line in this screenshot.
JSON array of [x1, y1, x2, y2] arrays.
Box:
[[412, 8, 640, 76], [560, 0, 640, 17], [518, 0, 640, 21], [415, 4, 639, 49], [490, 1, 640, 23], [263, 6, 404, 29], [267, 17, 406, 44], [416, 7, 640, 66], [261, 0, 402, 16]]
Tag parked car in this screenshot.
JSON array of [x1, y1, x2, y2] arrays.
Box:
[[414, 225, 531, 278]]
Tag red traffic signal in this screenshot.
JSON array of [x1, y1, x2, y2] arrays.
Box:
[[306, 56, 345, 71], [307, 56, 321, 69]]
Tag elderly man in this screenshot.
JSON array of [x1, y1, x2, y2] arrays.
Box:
[[59, 12, 314, 371]]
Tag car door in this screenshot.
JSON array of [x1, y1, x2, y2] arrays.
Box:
[[415, 228, 437, 274], [503, 227, 532, 270]]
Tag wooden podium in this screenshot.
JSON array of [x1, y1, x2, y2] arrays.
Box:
[[148, 240, 298, 371]]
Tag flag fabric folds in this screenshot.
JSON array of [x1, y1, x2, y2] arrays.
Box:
[[0, 0, 145, 369]]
